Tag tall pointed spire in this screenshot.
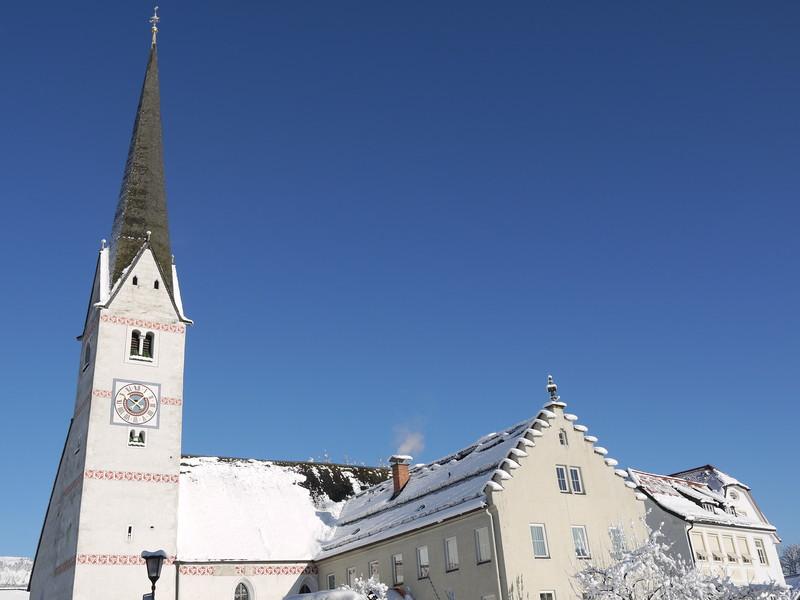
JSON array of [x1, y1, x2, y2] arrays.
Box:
[[110, 23, 172, 293]]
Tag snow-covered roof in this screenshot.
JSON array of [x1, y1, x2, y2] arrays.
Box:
[[178, 456, 387, 562], [0, 557, 31, 589], [629, 469, 773, 530], [319, 396, 608, 559], [669, 465, 750, 491]]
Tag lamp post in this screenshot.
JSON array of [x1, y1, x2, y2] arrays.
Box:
[[141, 549, 167, 600]]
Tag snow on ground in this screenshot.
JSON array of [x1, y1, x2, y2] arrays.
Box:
[[178, 456, 386, 562], [0, 558, 31, 589]]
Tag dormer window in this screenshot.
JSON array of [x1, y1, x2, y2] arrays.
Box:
[[129, 329, 155, 362]]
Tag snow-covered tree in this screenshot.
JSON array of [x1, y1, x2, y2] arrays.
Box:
[[781, 544, 800, 577], [340, 576, 389, 600], [575, 530, 790, 600]]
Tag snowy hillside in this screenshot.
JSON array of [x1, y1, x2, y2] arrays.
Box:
[[0, 557, 31, 589]]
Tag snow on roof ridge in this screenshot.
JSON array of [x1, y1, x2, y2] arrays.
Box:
[[181, 454, 386, 471]]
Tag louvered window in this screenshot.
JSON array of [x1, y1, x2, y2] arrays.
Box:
[[142, 332, 154, 358], [130, 330, 141, 356]]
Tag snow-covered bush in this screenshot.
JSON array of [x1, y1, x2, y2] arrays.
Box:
[[340, 576, 389, 600], [575, 530, 790, 600]]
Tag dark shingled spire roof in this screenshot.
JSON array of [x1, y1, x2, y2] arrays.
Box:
[[110, 44, 173, 293]]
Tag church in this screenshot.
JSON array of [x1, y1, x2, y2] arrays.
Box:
[[28, 15, 786, 600]]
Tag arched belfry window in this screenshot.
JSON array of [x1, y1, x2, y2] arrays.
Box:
[[130, 330, 141, 357], [234, 582, 251, 600], [142, 332, 154, 358]]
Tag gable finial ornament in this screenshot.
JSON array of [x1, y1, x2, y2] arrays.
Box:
[[546, 374, 559, 402], [150, 6, 160, 46]]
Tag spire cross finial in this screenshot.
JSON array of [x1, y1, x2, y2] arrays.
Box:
[[546, 374, 559, 401], [150, 6, 160, 46]]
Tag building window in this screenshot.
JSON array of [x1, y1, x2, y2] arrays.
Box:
[[234, 583, 250, 600], [556, 465, 570, 493], [530, 524, 549, 558], [722, 536, 738, 563], [475, 527, 492, 564], [609, 526, 626, 556], [128, 429, 146, 447], [132, 276, 138, 286], [754, 538, 769, 565], [327, 574, 335, 589], [347, 567, 356, 586], [690, 532, 708, 561], [142, 332, 154, 358], [571, 526, 591, 559], [558, 429, 568, 446], [707, 534, 723, 562], [445, 536, 460, 571], [82, 342, 91, 371], [154, 280, 160, 289], [417, 546, 430, 579], [539, 593, 556, 600], [392, 553, 404, 585], [130, 330, 141, 356], [569, 467, 585, 494], [737, 537, 752, 564], [369, 561, 380, 581]]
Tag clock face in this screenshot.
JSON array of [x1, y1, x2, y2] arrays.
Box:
[[114, 383, 158, 425]]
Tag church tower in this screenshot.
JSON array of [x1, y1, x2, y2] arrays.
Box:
[[29, 12, 190, 600]]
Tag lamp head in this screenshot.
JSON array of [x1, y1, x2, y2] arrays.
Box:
[[141, 550, 168, 583]]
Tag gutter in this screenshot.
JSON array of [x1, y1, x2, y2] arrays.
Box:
[[485, 508, 505, 600]]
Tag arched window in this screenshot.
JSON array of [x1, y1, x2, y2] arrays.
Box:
[[299, 585, 311, 594], [154, 280, 160, 289], [234, 582, 250, 600], [132, 276, 138, 286], [130, 330, 141, 356], [142, 332, 154, 358]]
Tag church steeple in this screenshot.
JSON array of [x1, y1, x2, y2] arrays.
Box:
[[110, 36, 173, 294]]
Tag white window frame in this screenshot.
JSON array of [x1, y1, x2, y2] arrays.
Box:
[[392, 553, 404, 585], [754, 538, 769, 565], [571, 525, 591, 559], [475, 527, 492, 564], [327, 574, 335, 590], [444, 536, 460, 572], [690, 532, 708, 562], [530, 523, 550, 558], [126, 327, 159, 366], [558, 429, 568, 446], [569, 467, 585, 494], [346, 567, 356, 586], [369, 560, 380, 581], [416, 546, 430, 579], [722, 535, 738, 563], [707, 534, 723, 562], [737, 536, 752, 565], [556, 465, 570, 493]]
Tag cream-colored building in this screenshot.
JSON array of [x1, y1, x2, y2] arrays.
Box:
[[316, 379, 649, 600]]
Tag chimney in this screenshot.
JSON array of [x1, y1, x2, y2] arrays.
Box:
[[389, 455, 412, 496]]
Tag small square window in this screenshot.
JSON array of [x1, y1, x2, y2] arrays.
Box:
[[392, 553, 404, 585], [569, 467, 585, 494], [530, 524, 549, 558], [475, 527, 492, 564], [539, 593, 556, 600], [445, 536, 460, 571], [417, 546, 430, 579], [556, 465, 570, 493], [571, 525, 591, 559]]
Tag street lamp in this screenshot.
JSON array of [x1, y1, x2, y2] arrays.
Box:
[[141, 549, 167, 600]]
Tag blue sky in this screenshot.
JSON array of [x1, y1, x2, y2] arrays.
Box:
[[1, 2, 798, 556]]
